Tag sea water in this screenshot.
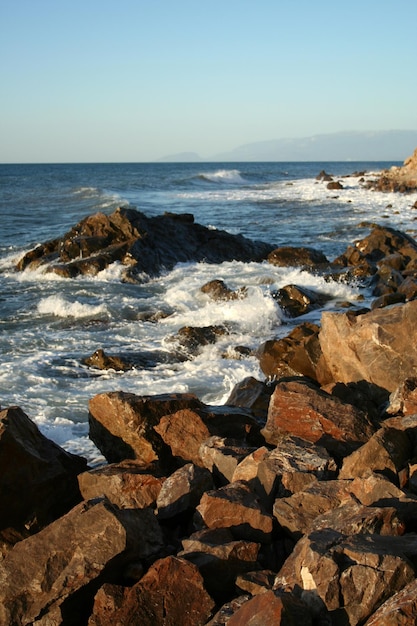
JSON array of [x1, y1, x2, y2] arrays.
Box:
[[1, 161, 416, 465]]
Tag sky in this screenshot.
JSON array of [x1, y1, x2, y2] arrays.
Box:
[[1, 0, 417, 163]]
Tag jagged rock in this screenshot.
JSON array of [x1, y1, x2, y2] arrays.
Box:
[[274, 529, 417, 625], [0, 498, 164, 626], [199, 436, 256, 485], [235, 569, 276, 595], [88, 391, 202, 466], [77, 460, 165, 509], [267, 246, 328, 268], [232, 446, 270, 484], [195, 480, 273, 543], [226, 376, 277, 420], [398, 274, 417, 300], [327, 180, 344, 190], [0, 406, 87, 536], [82, 349, 133, 371], [16, 207, 274, 281], [311, 501, 405, 537], [205, 595, 251, 626], [322, 380, 388, 423], [179, 527, 260, 603], [365, 577, 417, 625], [200, 279, 247, 301], [371, 148, 417, 192], [87, 583, 126, 626], [89, 556, 215, 626], [256, 436, 337, 506], [318, 300, 417, 392], [316, 170, 333, 182], [273, 284, 331, 318], [261, 378, 374, 458], [168, 324, 229, 357], [386, 378, 417, 416], [156, 463, 213, 519], [257, 322, 322, 381], [273, 480, 355, 539], [227, 589, 314, 625], [338, 427, 412, 483]]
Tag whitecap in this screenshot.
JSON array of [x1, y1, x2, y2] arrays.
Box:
[[198, 169, 246, 184], [37, 294, 109, 319]]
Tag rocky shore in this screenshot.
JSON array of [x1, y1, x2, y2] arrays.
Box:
[[3, 167, 417, 624]]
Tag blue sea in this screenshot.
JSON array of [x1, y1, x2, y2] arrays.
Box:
[[1, 161, 416, 464]]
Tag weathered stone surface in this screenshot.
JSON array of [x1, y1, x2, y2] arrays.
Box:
[[205, 595, 251, 626], [232, 446, 270, 484], [16, 207, 275, 280], [339, 427, 412, 483], [274, 284, 330, 318], [0, 498, 164, 626], [226, 376, 276, 420], [199, 436, 256, 485], [318, 300, 417, 392], [267, 246, 328, 268], [235, 569, 276, 595], [179, 527, 260, 602], [261, 378, 374, 458], [200, 279, 247, 301], [257, 322, 322, 381], [274, 529, 417, 625], [168, 324, 229, 357], [312, 501, 405, 537], [371, 147, 417, 192], [256, 436, 337, 506], [88, 391, 202, 465], [156, 463, 213, 519], [90, 556, 215, 626], [87, 583, 126, 626], [273, 480, 354, 539], [0, 406, 87, 535], [364, 577, 417, 625], [78, 460, 165, 509], [227, 589, 314, 625], [386, 377, 417, 416], [154, 408, 211, 466], [196, 480, 273, 543]]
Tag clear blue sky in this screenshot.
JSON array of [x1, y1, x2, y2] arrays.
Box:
[[1, 0, 416, 162]]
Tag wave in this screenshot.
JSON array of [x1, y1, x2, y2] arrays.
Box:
[[37, 294, 109, 319], [197, 169, 246, 184]]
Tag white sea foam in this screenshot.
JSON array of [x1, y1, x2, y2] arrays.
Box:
[[198, 169, 246, 184], [37, 294, 109, 319]]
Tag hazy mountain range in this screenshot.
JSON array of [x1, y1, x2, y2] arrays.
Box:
[[158, 130, 417, 163]]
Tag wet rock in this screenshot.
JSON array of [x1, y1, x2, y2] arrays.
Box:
[[168, 324, 229, 357], [370, 291, 406, 309], [179, 527, 260, 603], [16, 207, 275, 281], [273, 284, 331, 318], [195, 480, 273, 543], [257, 322, 322, 381], [316, 170, 333, 181], [0, 406, 87, 536], [89, 556, 215, 626], [226, 376, 277, 420], [200, 279, 247, 301], [82, 348, 133, 371], [327, 180, 344, 190], [0, 498, 164, 626], [261, 378, 374, 458], [267, 246, 328, 269], [274, 529, 417, 625], [156, 463, 213, 520], [318, 300, 417, 392], [78, 460, 165, 509]]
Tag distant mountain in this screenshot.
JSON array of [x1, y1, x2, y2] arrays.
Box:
[[157, 131, 417, 162]]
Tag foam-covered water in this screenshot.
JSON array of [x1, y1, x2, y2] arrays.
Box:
[[1, 161, 416, 465]]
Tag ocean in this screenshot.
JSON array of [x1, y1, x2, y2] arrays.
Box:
[[1, 161, 416, 466]]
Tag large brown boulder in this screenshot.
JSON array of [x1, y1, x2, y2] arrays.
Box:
[[227, 589, 314, 625], [16, 207, 275, 281], [371, 147, 417, 192], [318, 300, 417, 392], [0, 498, 164, 625], [261, 379, 375, 458], [267, 246, 328, 269], [0, 406, 87, 536]]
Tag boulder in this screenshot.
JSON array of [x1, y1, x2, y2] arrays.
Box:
[[89, 556, 215, 626], [168, 324, 229, 357], [198, 436, 256, 485], [386, 377, 417, 416], [226, 376, 277, 420], [195, 480, 273, 543], [82, 349, 133, 371], [318, 300, 417, 392], [0, 498, 164, 626], [235, 569, 276, 595], [273, 284, 330, 318], [77, 460, 165, 509], [154, 408, 211, 466], [179, 527, 260, 603], [311, 502, 405, 537], [156, 463, 213, 519], [261, 378, 375, 458], [205, 595, 251, 626], [267, 246, 328, 268], [257, 322, 322, 381], [365, 578, 417, 625], [274, 529, 417, 625], [200, 279, 247, 301], [16, 207, 275, 281], [370, 147, 417, 192], [0, 406, 87, 535], [87, 583, 126, 626], [227, 589, 314, 625]]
